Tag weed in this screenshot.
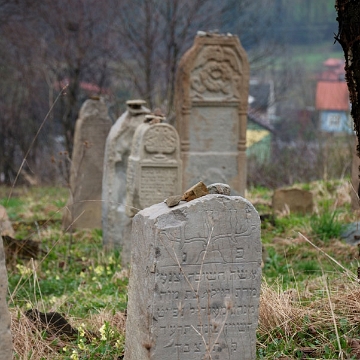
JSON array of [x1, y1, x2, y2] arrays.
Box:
[[3, 178, 360, 359], [311, 209, 344, 242]]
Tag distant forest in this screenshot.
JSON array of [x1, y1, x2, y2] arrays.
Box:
[[224, 0, 337, 46], [0, 0, 340, 184]]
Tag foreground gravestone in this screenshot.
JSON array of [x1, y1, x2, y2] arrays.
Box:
[[175, 33, 249, 196], [0, 236, 13, 359], [63, 98, 111, 230], [102, 100, 150, 248], [272, 188, 314, 215], [125, 194, 261, 360]]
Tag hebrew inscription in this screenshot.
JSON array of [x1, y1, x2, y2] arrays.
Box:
[[125, 122, 182, 217], [124, 195, 261, 360], [175, 34, 249, 195], [139, 167, 179, 208]]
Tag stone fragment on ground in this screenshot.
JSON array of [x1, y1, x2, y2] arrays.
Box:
[[0, 205, 14, 237], [272, 188, 314, 215]]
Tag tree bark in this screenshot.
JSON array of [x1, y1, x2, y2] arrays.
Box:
[[335, 1, 360, 197]]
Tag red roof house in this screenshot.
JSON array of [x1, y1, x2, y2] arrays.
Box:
[[316, 81, 349, 111]]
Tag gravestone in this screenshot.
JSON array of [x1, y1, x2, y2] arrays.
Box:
[[0, 206, 14, 237], [125, 194, 261, 360], [125, 122, 182, 217], [272, 188, 314, 215], [63, 98, 111, 230], [0, 236, 13, 359], [122, 122, 182, 265], [175, 33, 249, 196], [102, 100, 150, 248]]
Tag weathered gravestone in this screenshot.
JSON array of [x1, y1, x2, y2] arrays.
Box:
[[272, 188, 314, 215], [0, 236, 13, 359], [125, 194, 261, 360], [0, 206, 14, 237], [102, 100, 150, 248], [175, 33, 250, 196], [122, 122, 182, 265], [63, 98, 111, 230], [125, 122, 182, 217]]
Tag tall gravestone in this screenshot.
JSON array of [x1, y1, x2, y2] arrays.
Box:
[[102, 100, 150, 248], [63, 98, 111, 230], [175, 33, 249, 196], [125, 194, 261, 360], [0, 236, 13, 359], [122, 122, 182, 265]]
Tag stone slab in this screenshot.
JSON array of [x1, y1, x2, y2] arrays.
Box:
[[63, 99, 111, 230], [125, 122, 182, 218], [175, 34, 249, 196], [0, 206, 14, 237], [125, 194, 261, 360], [0, 236, 13, 359], [272, 188, 314, 215], [102, 100, 150, 248]]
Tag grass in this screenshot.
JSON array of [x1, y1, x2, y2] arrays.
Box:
[[1, 178, 360, 358]]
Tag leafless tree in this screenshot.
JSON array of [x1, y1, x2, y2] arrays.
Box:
[[335, 1, 360, 197]]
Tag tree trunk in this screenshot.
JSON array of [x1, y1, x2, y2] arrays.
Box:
[[335, 1, 360, 198]]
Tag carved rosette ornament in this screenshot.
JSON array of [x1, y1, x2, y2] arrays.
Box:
[[191, 45, 242, 100], [144, 126, 177, 155]]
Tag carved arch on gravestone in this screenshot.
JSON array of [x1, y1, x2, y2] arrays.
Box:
[[190, 45, 243, 100], [175, 35, 249, 111], [143, 126, 177, 155]]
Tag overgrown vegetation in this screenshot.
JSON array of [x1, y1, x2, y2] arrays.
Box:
[[2, 178, 360, 358]]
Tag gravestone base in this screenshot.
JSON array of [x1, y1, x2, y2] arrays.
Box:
[[125, 194, 261, 360]]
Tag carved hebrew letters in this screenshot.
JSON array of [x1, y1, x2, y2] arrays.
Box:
[[124, 195, 261, 360], [125, 123, 182, 217], [175, 35, 249, 195]]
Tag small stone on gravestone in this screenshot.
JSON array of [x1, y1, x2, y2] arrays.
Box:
[[102, 99, 150, 249], [125, 194, 261, 360], [207, 182, 231, 195], [272, 188, 314, 215], [164, 195, 183, 207], [0, 236, 13, 359], [0, 205, 15, 237], [63, 98, 111, 230], [181, 181, 208, 201]]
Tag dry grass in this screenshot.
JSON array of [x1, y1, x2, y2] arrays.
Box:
[[10, 306, 127, 359]]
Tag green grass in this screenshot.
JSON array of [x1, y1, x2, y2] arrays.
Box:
[[2, 179, 360, 359]]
